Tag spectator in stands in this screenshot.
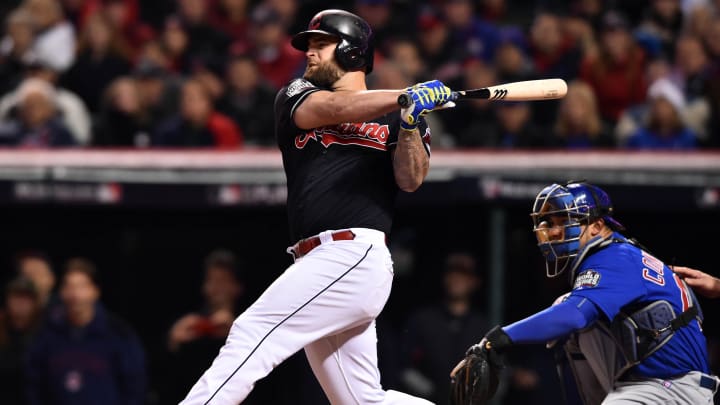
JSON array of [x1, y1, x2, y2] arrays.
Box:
[[189, 57, 226, 103], [23, 0, 76, 73], [442, 0, 500, 63], [706, 17, 720, 146], [0, 78, 76, 146], [528, 11, 582, 81], [0, 277, 42, 405], [561, 12, 598, 57], [175, 0, 230, 72], [550, 80, 615, 148], [218, 54, 276, 146], [528, 11, 583, 128], [72, 0, 154, 58], [579, 10, 647, 125], [441, 60, 500, 147], [246, 4, 304, 90], [385, 37, 426, 83], [58, 0, 88, 27], [0, 56, 92, 144], [267, 0, 300, 31], [702, 16, 720, 62], [614, 56, 672, 143], [636, 0, 684, 58], [477, 0, 508, 23], [368, 58, 412, 91], [0, 7, 36, 94], [626, 78, 697, 149], [61, 12, 131, 113], [153, 79, 243, 148], [210, 0, 250, 40], [159, 15, 191, 73], [136, 38, 170, 70], [14, 251, 57, 311], [354, 0, 397, 50], [683, 1, 713, 38], [493, 100, 545, 148], [402, 252, 488, 405], [494, 27, 533, 83], [161, 250, 245, 403], [672, 34, 712, 142], [93, 77, 152, 147], [132, 59, 181, 131], [25, 258, 146, 405], [568, 0, 606, 29], [415, 6, 456, 80]]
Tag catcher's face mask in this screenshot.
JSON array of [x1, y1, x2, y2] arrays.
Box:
[[530, 184, 588, 278]]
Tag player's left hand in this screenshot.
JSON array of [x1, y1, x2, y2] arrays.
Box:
[[449, 326, 512, 405], [407, 80, 455, 107]]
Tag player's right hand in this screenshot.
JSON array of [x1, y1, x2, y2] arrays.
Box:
[[400, 87, 434, 130], [400, 84, 454, 131]]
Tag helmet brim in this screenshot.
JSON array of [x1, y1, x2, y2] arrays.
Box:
[[291, 30, 340, 51]]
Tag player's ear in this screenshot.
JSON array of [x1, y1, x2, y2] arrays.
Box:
[[591, 218, 606, 235]]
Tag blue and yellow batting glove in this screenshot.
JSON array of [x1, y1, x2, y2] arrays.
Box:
[[407, 80, 454, 106], [400, 87, 436, 131]]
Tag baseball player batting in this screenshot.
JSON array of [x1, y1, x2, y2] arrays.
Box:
[[180, 9, 452, 405], [450, 181, 718, 405]]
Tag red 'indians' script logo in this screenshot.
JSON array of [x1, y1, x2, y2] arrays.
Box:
[[295, 122, 391, 150]]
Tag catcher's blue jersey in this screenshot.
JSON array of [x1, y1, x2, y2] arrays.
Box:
[[570, 233, 709, 378]]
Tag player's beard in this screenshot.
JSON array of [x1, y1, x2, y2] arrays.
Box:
[[303, 61, 344, 89]]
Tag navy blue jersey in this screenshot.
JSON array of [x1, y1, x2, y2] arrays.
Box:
[[570, 233, 709, 378], [274, 78, 431, 242]]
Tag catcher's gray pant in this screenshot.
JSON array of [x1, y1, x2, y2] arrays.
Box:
[[179, 228, 434, 405], [602, 371, 719, 404]]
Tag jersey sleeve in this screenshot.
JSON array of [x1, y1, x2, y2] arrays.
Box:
[[387, 116, 431, 156], [274, 78, 322, 140], [569, 248, 647, 322]]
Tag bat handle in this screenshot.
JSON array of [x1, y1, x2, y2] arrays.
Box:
[[397, 92, 459, 108], [397, 93, 412, 108]]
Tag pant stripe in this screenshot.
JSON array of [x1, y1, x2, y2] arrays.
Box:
[[203, 244, 374, 404]]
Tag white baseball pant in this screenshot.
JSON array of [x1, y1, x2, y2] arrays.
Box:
[[180, 228, 434, 405]]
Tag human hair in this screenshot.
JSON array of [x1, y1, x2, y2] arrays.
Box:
[[204, 249, 241, 280], [76, 12, 132, 60], [13, 249, 52, 273], [554, 80, 602, 138], [63, 257, 101, 288]]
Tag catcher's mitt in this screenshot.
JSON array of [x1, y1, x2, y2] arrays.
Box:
[[449, 342, 502, 405], [450, 326, 511, 405]]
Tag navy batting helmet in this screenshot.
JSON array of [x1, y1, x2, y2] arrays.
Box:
[[530, 182, 624, 278], [291, 9, 374, 74]]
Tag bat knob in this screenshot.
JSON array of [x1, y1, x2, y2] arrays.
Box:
[[397, 93, 412, 108]]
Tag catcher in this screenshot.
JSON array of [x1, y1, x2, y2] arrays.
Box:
[[450, 181, 718, 405]]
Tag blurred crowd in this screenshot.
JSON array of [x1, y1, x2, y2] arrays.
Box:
[[0, 0, 719, 149], [0, 248, 498, 405]]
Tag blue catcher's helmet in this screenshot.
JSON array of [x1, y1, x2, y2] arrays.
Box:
[[530, 182, 625, 278]]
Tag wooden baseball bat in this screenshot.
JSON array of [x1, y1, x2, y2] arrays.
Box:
[[397, 78, 568, 108]]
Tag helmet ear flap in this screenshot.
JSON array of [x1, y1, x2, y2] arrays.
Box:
[[335, 38, 366, 71]]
